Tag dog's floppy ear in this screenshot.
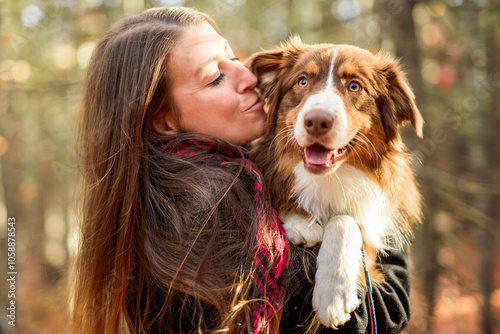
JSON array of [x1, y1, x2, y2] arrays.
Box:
[[245, 36, 304, 129], [376, 53, 424, 140], [245, 35, 305, 98], [245, 50, 284, 129], [244, 49, 283, 100]]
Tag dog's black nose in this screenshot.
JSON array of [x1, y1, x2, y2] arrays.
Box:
[[304, 109, 333, 136]]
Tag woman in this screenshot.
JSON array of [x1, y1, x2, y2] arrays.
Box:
[[71, 6, 411, 334]]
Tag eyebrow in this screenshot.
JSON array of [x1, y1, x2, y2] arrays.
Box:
[[193, 39, 229, 80]]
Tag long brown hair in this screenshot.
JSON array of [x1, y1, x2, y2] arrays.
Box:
[[72, 7, 277, 334]]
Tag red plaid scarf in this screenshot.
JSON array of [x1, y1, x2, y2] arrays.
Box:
[[162, 137, 288, 333]]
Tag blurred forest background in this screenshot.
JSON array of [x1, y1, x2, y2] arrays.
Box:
[[0, 0, 499, 333]]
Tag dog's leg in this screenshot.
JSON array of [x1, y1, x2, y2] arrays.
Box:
[[312, 215, 362, 328], [280, 212, 323, 247]]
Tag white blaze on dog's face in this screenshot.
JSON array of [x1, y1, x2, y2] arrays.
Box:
[[247, 39, 423, 177], [293, 47, 352, 174], [279, 45, 384, 175], [294, 48, 348, 149]]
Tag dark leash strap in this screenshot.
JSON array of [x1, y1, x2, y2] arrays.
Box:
[[361, 246, 378, 334]]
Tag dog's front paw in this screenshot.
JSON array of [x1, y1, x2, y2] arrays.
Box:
[[312, 274, 360, 328], [281, 214, 323, 247], [311, 215, 362, 328]]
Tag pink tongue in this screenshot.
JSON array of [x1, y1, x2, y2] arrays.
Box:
[[304, 145, 334, 166]]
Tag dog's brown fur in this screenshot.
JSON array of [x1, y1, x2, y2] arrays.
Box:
[[246, 37, 426, 331]]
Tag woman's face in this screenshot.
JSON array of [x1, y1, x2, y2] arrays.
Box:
[[166, 22, 266, 146]]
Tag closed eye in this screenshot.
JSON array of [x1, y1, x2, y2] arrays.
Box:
[[209, 73, 225, 86], [208, 58, 238, 86]]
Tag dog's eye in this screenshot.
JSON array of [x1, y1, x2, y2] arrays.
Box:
[[348, 81, 362, 92], [297, 77, 308, 88]]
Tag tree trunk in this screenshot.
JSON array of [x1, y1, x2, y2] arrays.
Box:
[[464, 1, 495, 333], [389, 0, 440, 320], [483, 0, 500, 332]]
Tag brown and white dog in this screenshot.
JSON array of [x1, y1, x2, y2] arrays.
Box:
[[246, 37, 423, 328]]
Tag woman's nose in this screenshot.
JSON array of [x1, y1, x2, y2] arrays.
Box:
[[235, 63, 258, 94]]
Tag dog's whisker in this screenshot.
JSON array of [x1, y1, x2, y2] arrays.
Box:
[[350, 143, 364, 169], [267, 128, 294, 158], [272, 126, 294, 148], [277, 133, 295, 153], [278, 135, 296, 168], [334, 172, 348, 204], [348, 143, 361, 168], [350, 138, 372, 163], [283, 135, 296, 157], [351, 134, 370, 153], [357, 133, 381, 163], [273, 127, 289, 145], [353, 141, 375, 163], [356, 135, 378, 160], [353, 133, 381, 165], [278, 127, 294, 146]]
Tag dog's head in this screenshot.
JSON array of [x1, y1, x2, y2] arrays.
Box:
[[246, 37, 423, 175]]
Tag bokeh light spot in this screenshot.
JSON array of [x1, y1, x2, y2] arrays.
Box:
[[21, 4, 45, 28], [425, 4, 446, 18], [77, 42, 96, 69], [333, 0, 362, 22], [53, 42, 76, 70], [18, 180, 38, 204], [0, 136, 8, 156], [45, 241, 67, 267], [491, 289, 500, 308], [11, 60, 31, 82]]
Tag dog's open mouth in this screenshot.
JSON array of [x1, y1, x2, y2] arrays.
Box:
[[299, 142, 350, 173]]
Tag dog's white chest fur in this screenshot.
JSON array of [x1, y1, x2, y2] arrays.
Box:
[[279, 163, 392, 327], [292, 163, 389, 249]]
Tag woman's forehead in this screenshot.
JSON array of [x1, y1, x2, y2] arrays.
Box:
[[169, 22, 231, 82], [172, 23, 228, 63]]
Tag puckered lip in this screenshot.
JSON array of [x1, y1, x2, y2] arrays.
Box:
[[299, 136, 355, 174], [245, 97, 264, 112]]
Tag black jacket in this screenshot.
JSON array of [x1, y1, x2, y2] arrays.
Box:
[[280, 248, 411, 334]]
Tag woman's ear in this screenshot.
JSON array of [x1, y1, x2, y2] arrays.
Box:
[[152, 113, 177, 135]]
